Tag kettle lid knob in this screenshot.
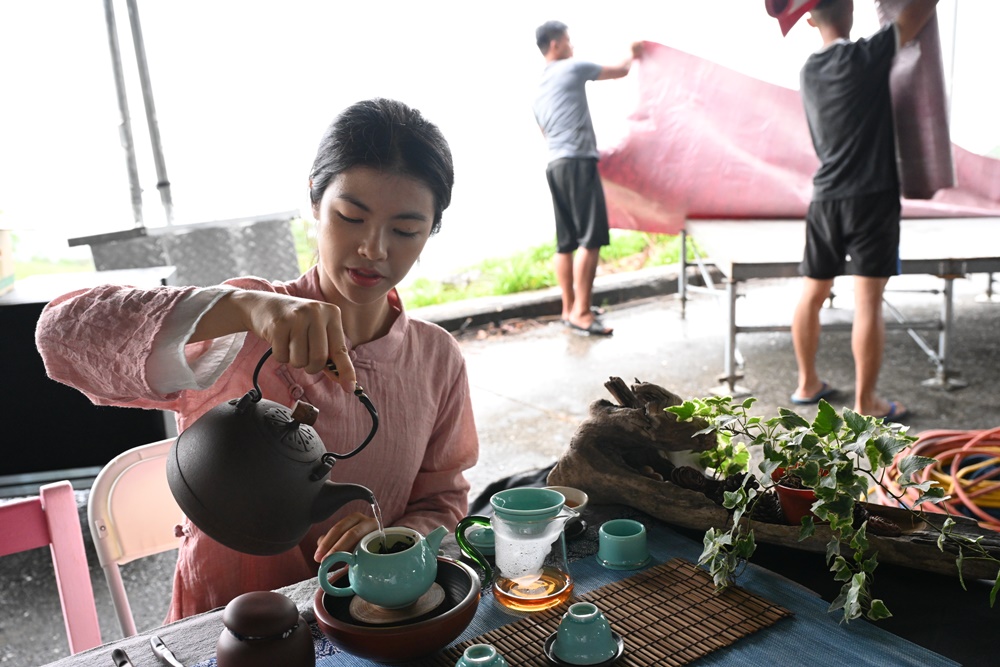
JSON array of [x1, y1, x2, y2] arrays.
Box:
[[289, 401, 319, 426]]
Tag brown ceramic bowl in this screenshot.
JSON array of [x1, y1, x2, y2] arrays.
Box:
[[313, 556, 480, 663]]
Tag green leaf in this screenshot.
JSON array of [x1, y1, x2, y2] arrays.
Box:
[[956, 548, 968, 591], [777, 407, 811, 430], [991, 569, 1000, 607], [843, 409, 870, 436], [665, 402, 696, 421], [896, 455, 937, 483], [867, 599, 893, 621], [871, 433, 912, 466], [799, 515, 815, 541], [850, 523, 870, 552], [742, 397, 757, 410], [915, 488, 948, 506], [723, 489, 742, 510], [825, 538, 841, 564], [830, 555, 851, 581], [735, 531, 757, 559], [812, 400, 843, 437]]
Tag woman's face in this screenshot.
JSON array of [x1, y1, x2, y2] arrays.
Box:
[[313, 166, 434, 308]]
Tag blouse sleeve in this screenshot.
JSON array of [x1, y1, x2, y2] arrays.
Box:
[[35, 283, 242, 410]]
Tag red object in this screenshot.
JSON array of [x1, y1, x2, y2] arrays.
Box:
[[771, 468, 820, 524], [598, 41, 1000, 236], [765, 0, 822, 36]]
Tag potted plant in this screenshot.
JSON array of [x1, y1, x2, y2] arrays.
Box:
[[666, 396, 1000, 623]]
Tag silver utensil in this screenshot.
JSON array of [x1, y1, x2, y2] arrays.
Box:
[[111, 648, 135, 667], [150, 635, 185, 667]]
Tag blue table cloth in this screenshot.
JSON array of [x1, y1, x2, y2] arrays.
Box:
[[194, 520, 958, 667]]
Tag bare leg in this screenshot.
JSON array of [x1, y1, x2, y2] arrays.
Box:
[[792, 277, 834, 399], [555, 251, 575, 322], [852, 276, 900, 416], [569, 247, 603, 326]]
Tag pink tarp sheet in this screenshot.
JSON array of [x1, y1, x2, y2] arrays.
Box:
[[599, 40, 1000, 236]]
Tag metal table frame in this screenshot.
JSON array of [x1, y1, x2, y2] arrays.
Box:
[[677, 218, 1000, 396]]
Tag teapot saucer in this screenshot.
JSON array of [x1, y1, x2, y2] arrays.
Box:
[[543, 630, 624, 666], [348, 582, 446, 625]]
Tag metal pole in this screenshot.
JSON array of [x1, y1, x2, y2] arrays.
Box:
[[947, 0, 958, 123], [679, 230, 688, 318], [125, 0, 174, 225], [102, 0, 143, 227]]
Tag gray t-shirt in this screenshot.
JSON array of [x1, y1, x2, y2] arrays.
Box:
[[533, 59, 603, 163], [800, 23, 899, 201]]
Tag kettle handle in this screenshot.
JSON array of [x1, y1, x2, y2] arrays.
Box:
[[245, 348, 379, 461]]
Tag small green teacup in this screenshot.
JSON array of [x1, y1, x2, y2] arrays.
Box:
[[596, 519, 650, 570]]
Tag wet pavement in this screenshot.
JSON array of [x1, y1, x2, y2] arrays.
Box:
[[3, 267, 999, 666]]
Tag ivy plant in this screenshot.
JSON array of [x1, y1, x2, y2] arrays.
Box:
[[666, 396, 1000, 623]]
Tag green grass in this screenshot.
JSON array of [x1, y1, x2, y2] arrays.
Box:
[[398, 230, 696, 309], [14, 256, 94, 278]]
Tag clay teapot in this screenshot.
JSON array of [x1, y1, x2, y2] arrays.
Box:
[[217, 591, 314, 667], [167, 348, 379, 555]]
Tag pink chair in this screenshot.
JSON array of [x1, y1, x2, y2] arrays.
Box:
[[0, 480, 102, 653], [88, 438, 184, 637]]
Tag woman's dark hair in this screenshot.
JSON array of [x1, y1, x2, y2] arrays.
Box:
[[309, 98, 454, 234], [535, 20, 568, 54]]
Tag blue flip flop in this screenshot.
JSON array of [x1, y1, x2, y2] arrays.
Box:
[[876, 401, 910, 423], [790, 382, 837, 405]]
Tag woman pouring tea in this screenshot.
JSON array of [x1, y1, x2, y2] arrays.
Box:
[[35, 98, 479, 621]]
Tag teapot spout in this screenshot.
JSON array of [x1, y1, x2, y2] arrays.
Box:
[[310, 481, 376, 523], [424, 525, 448, 554]]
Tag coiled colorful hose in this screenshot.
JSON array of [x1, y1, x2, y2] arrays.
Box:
[[873, 427, 1000, 530]]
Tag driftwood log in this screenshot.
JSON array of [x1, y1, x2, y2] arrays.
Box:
[[548, 377, 1000, 580]]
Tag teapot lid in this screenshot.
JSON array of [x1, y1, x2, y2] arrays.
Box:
[[222, 591, 300, 640]]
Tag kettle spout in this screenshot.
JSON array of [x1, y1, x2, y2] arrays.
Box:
[[310, 481, 376, 523]]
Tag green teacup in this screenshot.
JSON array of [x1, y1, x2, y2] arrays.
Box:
[[596, 519, 650, 570], [553, 602, 619, 665], [319, 526, 447, 609]]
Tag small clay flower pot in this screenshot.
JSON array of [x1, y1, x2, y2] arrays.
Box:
[[772, 467, 818, 525]]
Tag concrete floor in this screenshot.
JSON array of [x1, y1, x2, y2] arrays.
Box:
[[4, 270, 999, 666]]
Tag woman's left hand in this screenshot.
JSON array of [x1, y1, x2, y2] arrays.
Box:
[[314, 512, 378, 562]]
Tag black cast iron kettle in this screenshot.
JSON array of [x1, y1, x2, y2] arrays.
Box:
[[167, 348, 379, 555]]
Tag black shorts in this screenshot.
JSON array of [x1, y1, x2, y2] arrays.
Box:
[[545, 158, 611, 253], [800, 191, 901, 279]]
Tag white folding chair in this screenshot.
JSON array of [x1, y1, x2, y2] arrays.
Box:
[[0, 480, 102, 653], [87, 438, 184, 637]]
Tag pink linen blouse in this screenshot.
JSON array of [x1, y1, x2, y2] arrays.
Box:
[[35, 267, 479, 621]]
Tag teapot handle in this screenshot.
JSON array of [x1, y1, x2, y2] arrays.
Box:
[[455, 516, 493, 586], [243, 348, 379, 460]]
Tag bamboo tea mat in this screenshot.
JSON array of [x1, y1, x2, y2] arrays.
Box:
[[418, 558, 792, 666]]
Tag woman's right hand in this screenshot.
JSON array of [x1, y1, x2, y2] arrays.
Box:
[[193, 289, 357, 392]]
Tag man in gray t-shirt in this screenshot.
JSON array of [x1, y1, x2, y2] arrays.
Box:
[[532, 21, 641, 336]]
